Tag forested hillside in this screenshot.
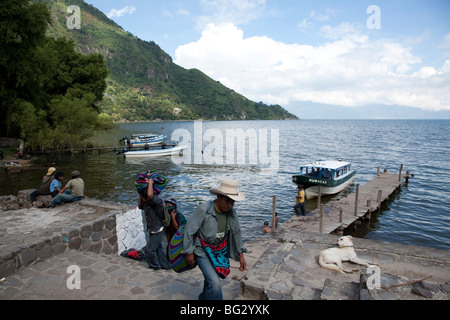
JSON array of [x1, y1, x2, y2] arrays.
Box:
[[36, 0, 298, 122]]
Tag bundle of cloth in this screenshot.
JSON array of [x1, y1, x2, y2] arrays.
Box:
[[135, 170, 167, 195]]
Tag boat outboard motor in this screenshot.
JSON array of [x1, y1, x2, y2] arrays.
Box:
[[122, 136, 129, 152]]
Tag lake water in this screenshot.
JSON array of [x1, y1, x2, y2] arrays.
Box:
[[1, 120, 449, 250]]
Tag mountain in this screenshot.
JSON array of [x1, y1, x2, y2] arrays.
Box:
[[35, 0, 298, 122]]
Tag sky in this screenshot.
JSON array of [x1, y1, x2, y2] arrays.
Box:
[[84, 0, 450, 119]]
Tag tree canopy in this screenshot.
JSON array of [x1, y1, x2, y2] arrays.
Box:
[[0, 0, 108, 151]]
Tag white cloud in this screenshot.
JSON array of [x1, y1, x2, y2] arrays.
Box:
[[196, 0, 265, 30], [299, 9, 337, 31], [175, 23, 450, 111], [177, 8, 190, 16], [107, 6, 136, 19], [310, 8, 336, 22]]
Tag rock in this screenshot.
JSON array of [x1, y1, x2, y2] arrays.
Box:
[[440, 281, 450, 293], [411, 282, 436, 299]]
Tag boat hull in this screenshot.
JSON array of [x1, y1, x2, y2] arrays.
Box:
[[124, 134, 166, 148], [292, 171, 356, 199], [124, 146, 187, 158]]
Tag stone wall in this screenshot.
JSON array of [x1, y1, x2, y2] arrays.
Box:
[[116, 207, 147, 254], [0, 210, 119, 278], [0, 194, 147, 278]]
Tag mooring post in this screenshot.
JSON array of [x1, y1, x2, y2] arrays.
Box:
[[272, 195, 277, 229], [354, 183, 360, 217], [377, 166, 380, 176], [317, 185, 321, 209], [399, 164, 403, 181], [339, 209, 343, 223], [319, 204, 324, 233], [377, 190, 382, 203]]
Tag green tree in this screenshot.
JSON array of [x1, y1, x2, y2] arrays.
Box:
[[0, 0, 50, 136], [0, 0, 109, 150]]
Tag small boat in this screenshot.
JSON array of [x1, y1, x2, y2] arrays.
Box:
[[292, 160, 356, 199], [123, 134, 166, 148], [124, 145, 187, 158]]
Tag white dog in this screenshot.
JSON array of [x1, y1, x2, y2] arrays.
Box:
[[318, 236, 376, 274]]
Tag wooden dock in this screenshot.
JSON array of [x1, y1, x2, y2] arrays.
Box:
[[279, 166, 410, 235]]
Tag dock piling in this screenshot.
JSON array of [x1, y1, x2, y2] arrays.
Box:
[[354, 183, 360, 217], [272, 195, 277, 229], [317, 185, 321, 209], [319, 204, 324, 233], [399, 164, 403, 181], [377, 190, 383, 203]]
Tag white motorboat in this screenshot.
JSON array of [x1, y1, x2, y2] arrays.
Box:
[[292, 160, 356, 199], [122, 134, 165, 148], [124, 145, 187, 158]]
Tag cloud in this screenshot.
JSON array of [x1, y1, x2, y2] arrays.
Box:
[[177, 8, 190, 16], [299, 8, 337, 31], [196, 0, 265, 30], [175, 23, 450, 112], [107, 6, 136, 19], [310, 8, 336, 22]]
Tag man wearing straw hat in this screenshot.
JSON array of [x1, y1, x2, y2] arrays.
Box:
[[183, 180, 247, 300], [30, 167, 56, 204]]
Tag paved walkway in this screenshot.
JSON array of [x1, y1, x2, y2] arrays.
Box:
[[0, 238, 268, 300], [1, 200, 449, 300]]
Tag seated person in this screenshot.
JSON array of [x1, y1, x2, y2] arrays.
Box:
[[50, 172, 64, 197], [51, 170, 86, 207]]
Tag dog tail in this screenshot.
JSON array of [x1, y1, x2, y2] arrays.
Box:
[[318, 253, 345, 274]]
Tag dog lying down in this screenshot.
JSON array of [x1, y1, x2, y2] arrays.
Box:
[[319, 236, 377, 274]]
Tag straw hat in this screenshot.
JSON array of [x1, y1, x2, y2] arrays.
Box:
[[210, 180, 246, 201]]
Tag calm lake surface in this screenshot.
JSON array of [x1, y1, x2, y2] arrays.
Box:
[[1, 120, 449, 250]]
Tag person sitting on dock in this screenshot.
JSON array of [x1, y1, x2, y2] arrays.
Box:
[[51, 170, 86, 207], [49, 172, 64, 197], [294, 185, 306, 216], [30, 167, 56, 205]]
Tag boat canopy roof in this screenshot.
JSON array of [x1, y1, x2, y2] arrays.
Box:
[[131, 133, 160, 137], [299, 160, 351, 171]]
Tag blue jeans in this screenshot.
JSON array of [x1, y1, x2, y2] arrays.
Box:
[[51, 190, 82, 207], [195, 255, 223, 300], [294, 202, 306, 216], [145, 229, 171, 270]]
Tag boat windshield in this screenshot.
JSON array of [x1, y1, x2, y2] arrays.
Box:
[[300, 163, 351, 180]]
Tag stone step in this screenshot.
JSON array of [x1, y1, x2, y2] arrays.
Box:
[[319, 279, 360, 300]]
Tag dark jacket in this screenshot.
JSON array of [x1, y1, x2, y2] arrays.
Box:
[[140, 195, 164, 233]]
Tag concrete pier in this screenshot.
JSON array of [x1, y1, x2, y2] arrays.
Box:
[[1, 196, 449, 300]]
